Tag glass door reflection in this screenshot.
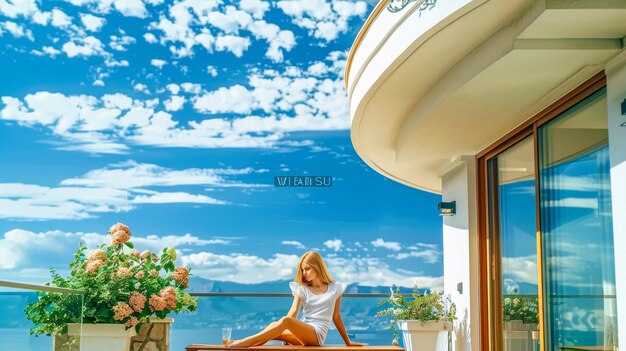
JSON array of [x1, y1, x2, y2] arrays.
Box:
[[488, 136, 540, 351]]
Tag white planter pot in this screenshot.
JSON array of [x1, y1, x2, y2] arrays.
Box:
[[397, 320, 452, 351], [67, 323, 137, 351]]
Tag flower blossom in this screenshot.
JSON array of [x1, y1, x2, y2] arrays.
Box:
[[125, 316, 139, 328], [173, 267, 189, 287], [160, 286, 177, 310], [109, 222, 130, 236], [86, 260, 105, 275], [86, 249, 106, 263], [139, 250, 151, 260], [150, 269, 158, 277], [149, 295, 167, 311], [131, 250, 140, 259], [129, 292, 147, 313], [110, 230, 130, 246], [113, 302, 133, 321], [117, 267, 132, 276], [136, 271, 145, 279]]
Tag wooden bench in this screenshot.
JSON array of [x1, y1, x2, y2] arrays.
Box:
[[186, 345, 404, 351]]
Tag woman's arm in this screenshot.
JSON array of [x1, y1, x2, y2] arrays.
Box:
[[332, 296, 364, 346], [286, 295, 303, 318]]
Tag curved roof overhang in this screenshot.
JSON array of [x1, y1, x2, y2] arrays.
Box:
[[346, 0, 626, 194]]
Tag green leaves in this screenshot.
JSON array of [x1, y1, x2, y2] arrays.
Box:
[[376, 285, 457, 343], [163, 261, 175, 272], [97, 309, 113, 318], [124, 242, 134, 249]]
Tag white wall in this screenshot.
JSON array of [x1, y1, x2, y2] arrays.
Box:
[[606, 51, 626, 349], [441, 156, 480, 351]]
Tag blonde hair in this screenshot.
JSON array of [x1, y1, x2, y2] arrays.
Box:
[[294, 251, 334, 286]]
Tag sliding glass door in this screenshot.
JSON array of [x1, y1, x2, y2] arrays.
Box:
[[487, 136, 540, 351], [538, 89, 617, 351], [481, 81, 617, 351]]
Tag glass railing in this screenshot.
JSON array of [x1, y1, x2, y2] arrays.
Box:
[[171, 292, 398, 350], [0, 282, 406, 351], [0, 280, 84, 351]]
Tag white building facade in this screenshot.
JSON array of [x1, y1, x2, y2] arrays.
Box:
[[345, 1, 626, 351]]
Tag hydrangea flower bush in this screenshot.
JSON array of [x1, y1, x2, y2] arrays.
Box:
[[503, 296, 539, 324], [25, 223, 197, 335]]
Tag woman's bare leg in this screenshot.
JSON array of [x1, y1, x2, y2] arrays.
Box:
[[249, 331, 303, 347], [228, 317, 318, 347]]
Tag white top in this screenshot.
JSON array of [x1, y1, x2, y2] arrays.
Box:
[[289, 281, 348, 346]]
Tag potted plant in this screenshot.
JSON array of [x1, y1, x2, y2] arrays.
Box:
[[502, 296, 539, 345], [24, 223, 198, 351], [376, 286, 456, 351]]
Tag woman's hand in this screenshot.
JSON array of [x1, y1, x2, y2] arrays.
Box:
[[346, 341, 365, 346]]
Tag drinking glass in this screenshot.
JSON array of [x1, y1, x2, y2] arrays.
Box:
[[222, 327, 232, 345]]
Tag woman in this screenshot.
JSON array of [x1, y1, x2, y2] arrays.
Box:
[[227, 251, 364, 347]]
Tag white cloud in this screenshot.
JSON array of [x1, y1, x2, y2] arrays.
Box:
[[51, 8, 72, 27], [502, 255, 538, 287], [32, 10, 50, 25], [183, 251, 442, 289], [193, 85, 255, 114], [134, 83, 150, 94], [148, 0, 293, 59], [143, 32, 158, 43], [545, 198, 598, 209], [307, 62, 331, 77], [32, 46, 61, 57], [324, 239, 343, 252], [60, 160, 264, 189], [180, 82, 202, 94], [80, 13, 106, 31], [0, 161, 266, 220], [389, 250, 440, 264], [326, 256, 443, 289], [93, 79, 105, 86], [182, 252, 300, 284], [277, 0, 367, 42], [166, 83, 180, 95], [0, 228, 231, 277], [102, 93, 133, 109], [113, 0, 148, 18], [247, 20, 295, 62], [240, 0, 269, 19], [0, 229, 93, 270], [282, 240, 305, 249], [371, 238, 401, 251], [151, 58, 167, 69], [0, 228, 418, 286], [0, 183, 132, 220], [0, 58, 350, 152], [215, 35, 250, 57], [66, 0, 147, 18], [208, 11, 241, 34], [110, 33, 136, 51], [133, 192, 227, 204], [0, 21, 33, 40], [164, 95, 185, 111], [62, 36, 106, 58], [206, 65, 218, 77], [0, 0, 38, 19]]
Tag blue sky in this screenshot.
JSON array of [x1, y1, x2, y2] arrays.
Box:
[[0, 0, 445, 288]]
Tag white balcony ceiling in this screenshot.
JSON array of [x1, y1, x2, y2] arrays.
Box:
[[348, 0, 626, 193]]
